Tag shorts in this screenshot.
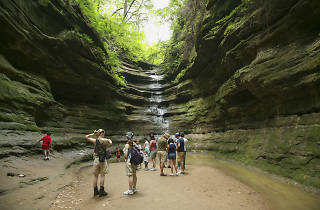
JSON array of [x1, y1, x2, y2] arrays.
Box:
[[126, 160, 137, 176], [42, 144, 50, 150], [168, 153, 176, 160], [178, 152, 185, 163], [150, 150, 157, 159], [157, 151, 167, 163], [93, 157, 109, 176]]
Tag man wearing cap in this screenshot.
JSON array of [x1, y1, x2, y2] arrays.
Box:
[[157, 133, 170, 176]]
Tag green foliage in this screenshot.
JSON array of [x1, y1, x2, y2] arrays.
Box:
[[157, 0, 206, 81], [74, 0, 166, 67]]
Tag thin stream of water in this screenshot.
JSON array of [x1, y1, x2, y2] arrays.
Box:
[[144, 69, 169, 133]]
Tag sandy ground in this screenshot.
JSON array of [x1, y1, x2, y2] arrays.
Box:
[[0, 152, 75, 210], [2, 152, 319, 210], [49, 162, 269, 210]]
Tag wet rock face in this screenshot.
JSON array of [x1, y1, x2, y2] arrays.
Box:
[[165, 0, 320, 187], [0, 0, 167, 156]]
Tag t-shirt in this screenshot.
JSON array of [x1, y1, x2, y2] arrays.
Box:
[[41, 136, 52, 145], [144, 140, 150, 148], [168, 143, 176, 154], [157, 137, 167, 151], [177, 137, 184, 152], [150, 139, 157, 151], [183, 137, 188, 152]]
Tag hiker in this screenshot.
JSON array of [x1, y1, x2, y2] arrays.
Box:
[[86, 129, 112, 197], [176, 132, 185, 174], [149, 134, 157, 171], [180, 132, 188, 169], [39, 132, 53, 160], [116, 147, 121, 162], [157, 133, 170, 176], [143, 137, 149, 150], [123, 132, 141, 195], [136, 139, 142, 169], [167, 137, 179, 176], [143, 149, 149, 170]]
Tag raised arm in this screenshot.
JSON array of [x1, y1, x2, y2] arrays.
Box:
[[86, 130, 97, 144], [104, 138, 112, 145]]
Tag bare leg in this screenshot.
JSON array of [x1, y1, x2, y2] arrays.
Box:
[[169, 160, 174, 173], [160, 162, 164, 174], [128, 175, 133, 190], [133, 174, 137, 188], [152, 157, 156, 168], [173, 160, 178, 173], [99, 175, 105, 186], [93, 175, 98, 187]]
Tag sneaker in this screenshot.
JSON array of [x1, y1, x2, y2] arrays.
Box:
[[123, 190, 134, 195], [176, 172, 179, 176], [150, 168, 156, 171], [160, 173, 167, 176], [180, 171, 185, 174], [46, 157, 50, 160], [170, 173, 174, 176], [132, 187, 137, 193]]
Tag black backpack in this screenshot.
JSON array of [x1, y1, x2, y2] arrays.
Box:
[[130, 146, 143, 165]]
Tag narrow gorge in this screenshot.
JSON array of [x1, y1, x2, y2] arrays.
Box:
[[0, 0, 319, 201]]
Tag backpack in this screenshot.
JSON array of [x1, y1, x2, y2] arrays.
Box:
[[130, 146, 143, 165]]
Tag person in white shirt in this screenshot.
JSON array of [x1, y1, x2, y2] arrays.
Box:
[[180, 132, 188, 169]]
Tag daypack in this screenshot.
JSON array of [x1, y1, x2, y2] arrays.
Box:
[[130, 146, 143, 165], [96, 139, 107, 162]]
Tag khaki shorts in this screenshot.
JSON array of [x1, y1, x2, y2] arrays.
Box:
[[126, 160, 137, 176], [178, 152, 185, 164], [93, 157, 109, 176], [150, 150, 157, 159], [157, 151, 168, 163]]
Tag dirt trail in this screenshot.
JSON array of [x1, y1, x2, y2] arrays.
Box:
[[49, 163, 269, 210]]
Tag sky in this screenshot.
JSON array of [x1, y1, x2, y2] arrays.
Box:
[[143, 0, 172, 44]]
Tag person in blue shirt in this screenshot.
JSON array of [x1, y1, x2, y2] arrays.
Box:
[[176, 133, 185, 174], [166, 138, 179, 176]]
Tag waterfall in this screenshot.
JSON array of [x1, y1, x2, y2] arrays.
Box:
[[144, 69, 169, 134]]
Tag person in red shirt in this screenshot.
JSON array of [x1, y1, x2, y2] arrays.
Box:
[[116, 147, 121, 162], [39, 132, 52, 160]]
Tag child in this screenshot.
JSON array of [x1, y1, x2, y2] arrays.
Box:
[[143, 147, 150, 170], [39, 132, 52, 160]]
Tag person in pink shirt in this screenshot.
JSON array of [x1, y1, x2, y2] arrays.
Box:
[[149, 134, 157, 171], [39, 132, 52, 160]]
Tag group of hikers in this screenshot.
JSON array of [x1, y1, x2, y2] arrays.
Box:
[[85, 129, 188, 197], [38, 129, 188, 197]]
